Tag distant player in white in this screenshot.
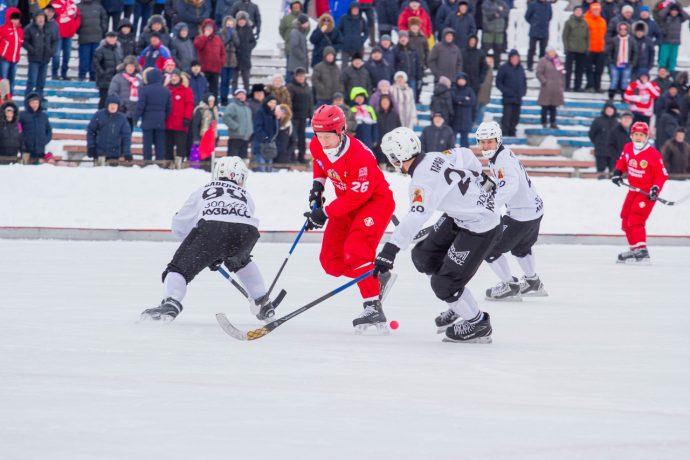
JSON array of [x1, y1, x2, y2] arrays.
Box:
[[475, 121, 547, 301], [373, 127, 501, 343], [141, 157, 277, 322]]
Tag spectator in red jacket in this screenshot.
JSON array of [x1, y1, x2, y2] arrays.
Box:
[[398, 1, 432, 41], [193, 18, 225, 99], [0, 8, 24, 94], [165, 70, 194, 166], [51, 0, 81, 81]]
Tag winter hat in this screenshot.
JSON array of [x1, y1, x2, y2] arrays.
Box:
[[250, 83, 265, 97], [486, 49, 495, 57], [294, 67, 307, 75], [394, 70, 408, 82], [105, 31, 118, 38], [26, 93, 41, 103], [150, 32, 162, 40], [408, 16, 422, 27], [640, 6, 650, 13], [10, 11, 20, 20], [236, 11, 250, 21], [380, 34, 391, 42], [191, 60, 201, 67], [171, 68, 182, 76], [371, 45, 383, 54], [398, 30, 409, 38], [637, 68, 649, 78], [105, 94, 121, 106], [621, 5, 633, 14], [432, 112, 444, 119], [545, 45, 556, 53], [508, 49, 520, 58], [351, 52, 363, 62], [332, 91, 345, 100], [234, 87, 247, 96], [455, 72, 467, 81], [439, 76, 451, 88], [164, 58, 176, 69], [442, 27, 456, 37], [298, 14, 310, 24], [620, 111, 633, 118], [323, 46, 336, 58]]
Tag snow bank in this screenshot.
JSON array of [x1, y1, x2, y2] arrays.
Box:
[[1, 165, 689, 235]]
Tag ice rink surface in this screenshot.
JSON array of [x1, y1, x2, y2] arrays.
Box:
[[1, 240, 689, 460]]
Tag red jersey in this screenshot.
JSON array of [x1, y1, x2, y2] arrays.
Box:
[[624, 80, 660, 117], [615, 142, 668, 191], [310, 135, 393, 218]]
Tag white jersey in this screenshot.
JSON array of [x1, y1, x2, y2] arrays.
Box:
[[389, 151, 500, 250], [488, 146, 544, 222], [171, 180, 259, 240], [444, 146, 483, 173]]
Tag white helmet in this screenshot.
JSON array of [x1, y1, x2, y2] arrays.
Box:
[[212, 156, 249, 186], [381, 127, 422, 170], [475, 121, 503, 158]]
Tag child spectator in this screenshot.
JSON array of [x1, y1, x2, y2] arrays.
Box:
[[421, 112, 456, 153], [170, 22, 196, 74], [77, 0, 107, 82], [536, 46, 565, 129], [349, 86, 378, 150], [0, 8, 23, 93], [87, 94, 132, 164], [312, 46, 342, 107], [165, 70, 194, 167], [374, 93, 401, 164], [233, 11, 256, 96], [0, 101, 21, 158], [390, 71, 416, 129], [398, 0, 432, 41], [94, 32, 122, 109], [309, 13, 342, 68], [139, 32, 172, 71], [430, 75, 454, 126], [135, 68, 172, 161], [19, 93, 52, 162], [624, 69, 660, 124], [286, 67, 313, 164], [117, 19, 136, 58], [661, 129, 690, 174], [108, 56, 141, 128], [223, 87, 253, 159], [194, 19, 226, 99], [219, 16, 238, 106], [51, 0, 80, 81], [188, 60, 209, 105], [451, 72, 475, 147]]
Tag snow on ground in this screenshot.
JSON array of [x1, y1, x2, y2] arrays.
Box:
[[1, 239, 689, 460], [1, 165, 689, 235]]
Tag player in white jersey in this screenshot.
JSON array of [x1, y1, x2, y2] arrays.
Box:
[[141, 157, 277, 322], [475, 121, 547, 301], [373, 127, 501, 343]]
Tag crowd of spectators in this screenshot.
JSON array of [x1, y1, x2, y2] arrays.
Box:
[[0, 0, 688, 174]]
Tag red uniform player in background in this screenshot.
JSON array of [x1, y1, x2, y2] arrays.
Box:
[[303, 105, 396, 333], [611, 122, 668, 264]]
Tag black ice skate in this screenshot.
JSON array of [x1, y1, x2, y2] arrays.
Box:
[[378, 271, 398, 303], [519, 275, 548, 297], [617, 247, 651, 265], [485, 277, 522, 301], [443, 312, 492, 344], [140, 297, 183, 322], [252, 294, 276, 322], [353, 299, 389, 335], [435, 308, 461, 334]]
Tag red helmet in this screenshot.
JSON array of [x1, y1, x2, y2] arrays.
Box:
[[630, 121, 649, 136], [311, 105, 346, 134]]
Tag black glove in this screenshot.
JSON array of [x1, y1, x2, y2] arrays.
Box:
[[648, 185, 660, 201], [308, 180, 325, 209], [208, 259, 223, 271], [611, 170, 623, 187], [373, 243, 400, 279], [303, 207, 328, 231]]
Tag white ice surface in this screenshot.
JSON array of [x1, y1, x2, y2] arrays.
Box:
[[1, 240, 689, 460]]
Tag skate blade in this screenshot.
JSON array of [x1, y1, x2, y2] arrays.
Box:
[[138, 314, 174, 323], [484, 295, 523, 302], [442, 335, 492, 344], [354, 323, 390, 336], [380, 272, 398, 303], [521, 288, 549, 298]]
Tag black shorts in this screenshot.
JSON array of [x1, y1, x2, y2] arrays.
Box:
[[164, 220, 260, 283], [486, 215, 542, 261], [411, 215, 502, 302]]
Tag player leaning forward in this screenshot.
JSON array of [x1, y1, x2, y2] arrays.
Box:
[[477, 121, 547, 301], [374, 127, 501, 343], [303, 105, 396, 333], [611, 121, 668, 263], [141, 157, 277, 322]]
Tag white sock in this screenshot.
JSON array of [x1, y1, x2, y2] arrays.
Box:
[[164, 272, 187, 302], [449, 288, 480, 320], [235, 261, 267, 300], [516, 254, 536, 278], [488, 255, 514, 282]]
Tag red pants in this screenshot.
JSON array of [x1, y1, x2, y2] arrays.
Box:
[[320, 197, 395, 299], [620, 191, 656, 248]]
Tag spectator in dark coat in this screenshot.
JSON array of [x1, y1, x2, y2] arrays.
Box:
[[376, 0, 399, 37], [102, 0, 125, 31], [606, 22, 636, 101], [166, 0, 211, 39], [233, 11, 256, 97], [496, 49, 527, 137], [248, 83, 265, 118], [482, 0, 510, 68], [451, 72, 476, 147], [652, 67, 674, 93], [164, 71, 194, 163], [655, 84, 682, 119], [309, 13, 342, 67], [94, 32, 123, 109], [435, 0, 459, 37], [443, 1, 476, 50], [252, 95, 278, 168], [286, 68, 313, 163], [638, 6, 661, 45], [87, 94, 132, 163], [461, 35, 487, 108], [379, 34, 395, 67], [524, 0, 552, 71], [77, 0, 107, 81], [312, 46, 343, 107], [170, 22, 197, 73], [632, 21, 655, 77], [588, 102, 619, 176], [427, 28, 463, 82], [421, 111, 456, 153], [219, 16, 238, 105], [562, 6, 589, 92], [0, 101, 21, 157], [606, 111, 634, 170], [429, 75, 454, 126], [223, 87, 253, 159], [407, 19, 429, 101], [342, 53, 372, 103], [136, 15, 170, 54], [135, 68, 172, 160], [19, 93, 52, 160], [287, 14, 310, 83], [374, 94, 401, 164], [117, 19, 137, 58], [336, 2, 368, 65], [365, 46, 394, 92], [108, 55, 142, 127], [607, 5, 635, 38], [228, 0, 261, 39], [22, 11, 57, 98], [215, 0, 240, 27], [188, 61, 208, 105], [393, 31, 423, 100], [657, 3, 689, 73], [661, 129, 690, 174], [656, 102, 682, 150], [194, 18, 226, 99], [274, 103, 295, 164]]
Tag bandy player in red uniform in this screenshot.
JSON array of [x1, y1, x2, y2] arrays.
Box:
[[302, 105, 396, 333], [611, 121, 668, 264]]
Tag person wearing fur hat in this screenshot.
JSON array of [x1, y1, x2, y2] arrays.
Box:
[[233, 10, 256, 96], [606, 21, 636, 101], [228, 0, 261, 39], [165, 70, 194, 165], [248, 82, 265, 117], [398, 0, 433, 42], [310, 13, 343, 67], [87, 94, 132, 163], [265, 73, 291, 107], [117, 18, 136, 58], [632, 20, 655, 79], [136, 14, 170, 54], [167, 0, 211, 39], [94, 31, 123, 108], [428, 28, 463, 83], [336, 2, 368, 66], [194, 18, 226, 99], [108, 55, 142, 128]]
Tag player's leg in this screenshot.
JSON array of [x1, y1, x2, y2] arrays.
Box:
[[484, 216, 523, 301], [618, 191, 638, 263], [511, 216, 547, 297], [623, 195, 655, 264], [319, 215, 353, 278]]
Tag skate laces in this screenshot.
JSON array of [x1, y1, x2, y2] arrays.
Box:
[[452, 320, 475, 335], [358, 305, 378, 318], [439, 309, 458, 321], [493, 281, 510, 295]]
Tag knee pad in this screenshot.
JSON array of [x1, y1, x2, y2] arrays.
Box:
[[627, 212, 648, 228], [224, 255, 252, 273], [430, 274, 463, 302], [319, 252, 345, 277]]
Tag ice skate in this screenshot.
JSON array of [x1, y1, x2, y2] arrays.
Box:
[[519, 275, 548, 297], [353, 299, 389, 335], [485, 277, 522, 301], [434, 308, 461, 333], [617, 247, 651, 265], [251, 294, 276, 322], [443, 312, 492, 344], [140, 297, 183, 322], [378, 271, 397, 303]]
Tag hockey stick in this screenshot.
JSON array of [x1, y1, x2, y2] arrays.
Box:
[[216, 270, 373, 341], [217, 266, 288, 308], [621, 181, 690, 206]]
